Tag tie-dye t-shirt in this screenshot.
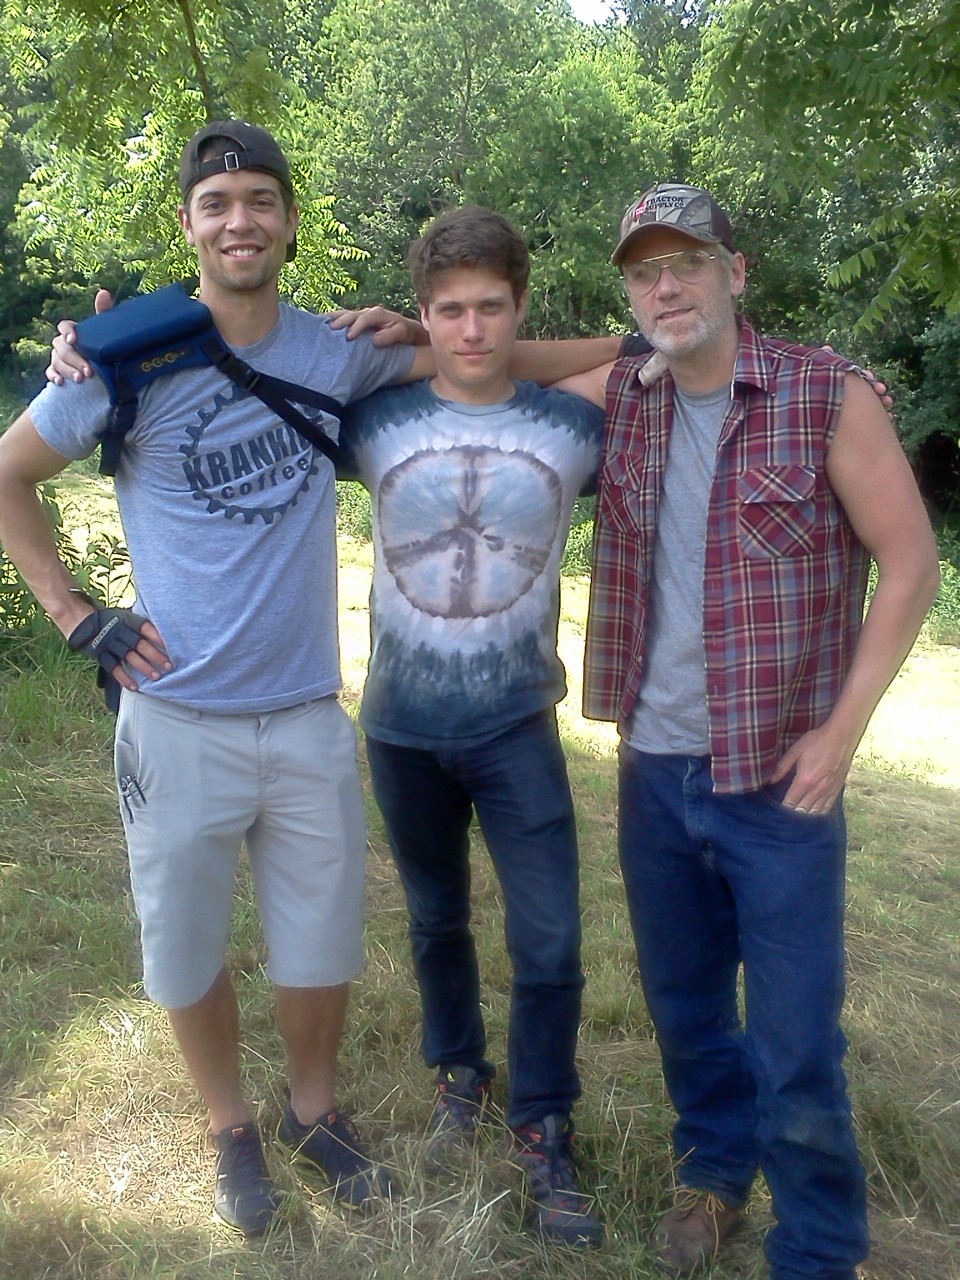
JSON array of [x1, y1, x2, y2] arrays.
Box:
[[339, 379, 603, 748]]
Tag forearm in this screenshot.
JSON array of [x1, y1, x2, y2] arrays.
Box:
[[510, 335, 622, 385], [821, 561, 940, 755], [0, 478, 92, 637]]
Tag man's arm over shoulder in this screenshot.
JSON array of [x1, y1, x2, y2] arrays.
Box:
[[510, 335, 621, 388], [551, 363, 613, 409], [770, 372, 940, 810], [328, 307, 435, 385], [553, 345, 670, 408], [0, 410, 170, 685], [399, 334, 624, 391], [329, 306, 625, 390]]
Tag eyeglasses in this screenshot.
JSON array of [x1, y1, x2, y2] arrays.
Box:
[[624, 249, 720, 291]]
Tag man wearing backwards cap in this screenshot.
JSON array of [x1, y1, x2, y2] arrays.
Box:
[[0, 119, 430, 1238], [559, 183, 939, 1277]]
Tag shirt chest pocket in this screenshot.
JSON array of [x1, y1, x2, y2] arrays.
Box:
[[600, 450, 657, 541], [738, 464, 816, 558]]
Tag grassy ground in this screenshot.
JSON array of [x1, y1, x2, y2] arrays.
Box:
[[1, 526, 959, 1280]]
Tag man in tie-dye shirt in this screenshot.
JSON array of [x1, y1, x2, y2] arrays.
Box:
[[339, 207, 605, 1248]]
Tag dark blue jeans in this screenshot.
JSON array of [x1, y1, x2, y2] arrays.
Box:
[[618, 748, 868, 1280], [366, 710, 584, 1128]]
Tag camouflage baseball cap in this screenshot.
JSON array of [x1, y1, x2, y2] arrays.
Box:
[[611, 183, 736, 266]]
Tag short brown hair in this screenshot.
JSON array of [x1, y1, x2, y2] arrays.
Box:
[[409, 207, 530, 306]]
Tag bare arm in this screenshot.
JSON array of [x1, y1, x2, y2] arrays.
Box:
[[551, 363, 614, 408], [771, 373, 941, 811], [328, 306, 428, 347], [0, 410, 170, 685], [552, 349, 671, 408], [325, 307, 433, 383], [510, 335, 621, 385], [328, 305, 622, 388], [402, 336, 620, 389]]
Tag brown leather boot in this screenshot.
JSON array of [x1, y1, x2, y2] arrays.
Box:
[[653, 1188, 742, 1274]]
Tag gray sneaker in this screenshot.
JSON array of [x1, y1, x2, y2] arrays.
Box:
[[278, 1103, 397, 1211], [425, 1065, 492, 1167], [212, 1121, 281, 1237], [508, 1113, 603, 1248]]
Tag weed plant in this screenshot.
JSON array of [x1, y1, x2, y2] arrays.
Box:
[[337, 480, 374, 543], [0, 373, 26, 430], [929, 529, 960, 645]]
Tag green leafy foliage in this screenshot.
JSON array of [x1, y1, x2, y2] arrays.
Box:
[[336, 480, 373, 543], [293, 0, 678, 334], [3, 0, 357, 304], [930, 555, 960, 645], [561, 496, 596, 574], [703, 0, 960, 327], [0, 0, 958, 511], [0, 484, 131, 633], [896, 314, 960, 453]]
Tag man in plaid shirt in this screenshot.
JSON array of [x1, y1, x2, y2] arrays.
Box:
[[558, 185, 940, 1279]]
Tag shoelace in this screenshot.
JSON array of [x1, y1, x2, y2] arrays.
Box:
[[438, 1085, 486, 1125], [221, 1128, 267, 1180], [518, 1129, 580, 1194], [547, 1147, 582, 1199], [670, 1189, 731, 1254], [673, 1189, 727, 1220]]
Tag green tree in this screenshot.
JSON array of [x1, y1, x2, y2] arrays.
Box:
[[306, 0, 678, 334], [895, 313, 960, 515], [482, 37, 675, 334], [1, 0, 360, 308], [703, 0, 960, 327], [305, 0, 569, 310]]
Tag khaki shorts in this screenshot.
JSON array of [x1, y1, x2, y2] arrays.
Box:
[[114, 692, 366, 1008]]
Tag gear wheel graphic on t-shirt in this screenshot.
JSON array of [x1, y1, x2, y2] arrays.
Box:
[[179, 383, 320, 524], [378, 445, 562, 618]]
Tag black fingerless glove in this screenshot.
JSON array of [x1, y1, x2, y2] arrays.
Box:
[[68, 607, 149, 672], [67, 598, 149, 715]]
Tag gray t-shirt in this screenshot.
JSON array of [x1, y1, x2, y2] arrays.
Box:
[[31, 304, 413, 713], [339, 379, 603, 748], [626, 382, 729, 754]]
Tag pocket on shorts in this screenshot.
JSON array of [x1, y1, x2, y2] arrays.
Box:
[[113, 692, 147, 824], [738, 464, 815, 558], [113, 689, 139, 776]]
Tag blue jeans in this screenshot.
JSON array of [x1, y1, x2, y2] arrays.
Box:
[[618, 749, 868, 1280], [366, 710, 584, 1128]]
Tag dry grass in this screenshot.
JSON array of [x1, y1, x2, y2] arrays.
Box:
[[0, 527, 958, 1279]]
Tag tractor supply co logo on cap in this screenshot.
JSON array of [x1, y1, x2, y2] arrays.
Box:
[[634, 192, 686, 221]]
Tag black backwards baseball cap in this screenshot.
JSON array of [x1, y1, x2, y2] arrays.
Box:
[[179, 120, 297, 261], [611, 183, 736, 266]]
